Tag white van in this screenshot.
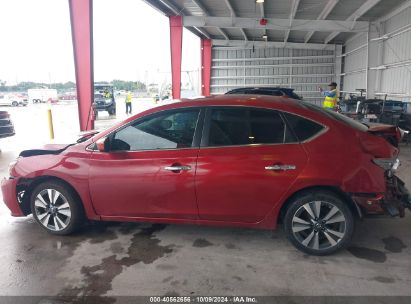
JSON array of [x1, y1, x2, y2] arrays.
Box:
[[28, 88, 58, 103]]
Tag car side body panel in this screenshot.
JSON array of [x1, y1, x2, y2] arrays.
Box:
[[2, 95, 405, 229], [195, 143, 308, 223], [11, 144, 100, 220]]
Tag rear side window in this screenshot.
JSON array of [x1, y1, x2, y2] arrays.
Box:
[[283, 112, 325, 141], [207, 108, 296, 147], [249, 109, 286, 143], [209, 109, 249, 146]]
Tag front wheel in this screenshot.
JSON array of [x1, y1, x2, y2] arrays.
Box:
[[12, 101, 18, 107], [30, 181, 84, 235], [108, 107, 116, 115], [284, 191, 354, 255]]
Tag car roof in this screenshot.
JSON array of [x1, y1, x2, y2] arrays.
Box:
[[92, 95, 334, 142], [227, 87, 295, 92], [130, 95, 309, 120], [179, 95, 299, 108]]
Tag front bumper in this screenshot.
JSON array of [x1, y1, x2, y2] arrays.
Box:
[[0, 124, 15, 139], [1, 178, 24, 216], [352, 176, 411, 217]]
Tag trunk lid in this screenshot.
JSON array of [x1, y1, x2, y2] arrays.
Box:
[[366, 123, 402, 146]]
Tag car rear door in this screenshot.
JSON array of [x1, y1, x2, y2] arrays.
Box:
[[195, 107, 308, 223], [89, 107, 203, 219]]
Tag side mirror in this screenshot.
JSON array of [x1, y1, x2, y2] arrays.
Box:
[[96, 137, 108, 152]]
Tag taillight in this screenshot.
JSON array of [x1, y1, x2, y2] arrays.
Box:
[[398, 128, 408, 140]]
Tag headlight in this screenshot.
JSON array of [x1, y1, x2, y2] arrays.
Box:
[[105, 99, 112, 104]]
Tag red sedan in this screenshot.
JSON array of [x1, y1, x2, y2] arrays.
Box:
[[2, 96, 410, 255]]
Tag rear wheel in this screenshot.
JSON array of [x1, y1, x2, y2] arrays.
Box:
[[284, 191, 354, 255], [30, 181, 84, 235], [12, 101, 18, 107]]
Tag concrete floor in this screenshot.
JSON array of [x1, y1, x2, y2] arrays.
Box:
[[0, 101, 411, 299]]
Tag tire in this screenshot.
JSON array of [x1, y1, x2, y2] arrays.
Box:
[[12, 101, 18, 107], [284, 191, 354, 255], [30, 181, 84, 235]]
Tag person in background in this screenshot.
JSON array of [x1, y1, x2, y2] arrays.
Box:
[[319, 82, 338, 111], [103, 89, 111, 99], [125, 91, 132, 114]]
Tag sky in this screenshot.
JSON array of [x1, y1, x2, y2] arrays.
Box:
[[0, 0, 200, 86]]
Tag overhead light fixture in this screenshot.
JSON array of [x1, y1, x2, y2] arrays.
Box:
[[262, 35, 268, 39], [256, 0, 265, 3]]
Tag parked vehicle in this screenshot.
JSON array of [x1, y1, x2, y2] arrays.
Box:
[[2, 95, 410, 255], [59, 91, 77, 101], [93, 84, 116, 116], [340, 94, 411, 144], [225, 87, 302, 100], [0, 94, 28, 107], [28, 88, 58, 103], [0, 111, 15, 138]]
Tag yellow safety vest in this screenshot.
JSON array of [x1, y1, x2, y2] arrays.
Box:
[[125, 94, 132, 103], [323, 89, 338, 109]]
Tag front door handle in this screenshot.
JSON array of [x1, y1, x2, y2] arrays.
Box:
[[164, 165, 191, 172], [265, 164, 296, 171]]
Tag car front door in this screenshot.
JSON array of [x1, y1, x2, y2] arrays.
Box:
[[195, 107, 308, 223], [89, 108, 203, 219]]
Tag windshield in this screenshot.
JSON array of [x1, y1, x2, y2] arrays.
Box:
[[301, 102, 368, 132]]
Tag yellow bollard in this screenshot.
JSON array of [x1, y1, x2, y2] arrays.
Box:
[[47, 109, 54, 140]]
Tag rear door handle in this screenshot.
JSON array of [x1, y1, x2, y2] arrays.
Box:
[[164, 165, 191, 172], [265, 164, 296, 171]]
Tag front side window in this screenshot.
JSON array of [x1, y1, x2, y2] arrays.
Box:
[[111, 109, 200, 151], [208, 108, 295, 147]]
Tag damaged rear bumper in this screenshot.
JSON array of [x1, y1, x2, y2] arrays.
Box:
[[352, 176, 411, 217], [384, 176, 411, 217]]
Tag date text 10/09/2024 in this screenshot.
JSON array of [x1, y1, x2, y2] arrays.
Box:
[[149, 296, 258, 303]]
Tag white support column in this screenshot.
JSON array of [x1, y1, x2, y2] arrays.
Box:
[[334, 44, 343, 88], [289, 49, 293, 88], [366, 23, 381, 98], [374, 22, 385, 94]]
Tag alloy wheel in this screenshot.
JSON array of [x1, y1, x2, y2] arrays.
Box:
[[291, 201, 346, 251], [34, 189, 72, 231]]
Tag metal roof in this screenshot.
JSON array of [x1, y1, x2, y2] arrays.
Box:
[[143, 0, 409, 47]]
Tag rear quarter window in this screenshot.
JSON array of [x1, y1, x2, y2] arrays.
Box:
[[301, 102, 368, 132], [283, 113, 325, 142]]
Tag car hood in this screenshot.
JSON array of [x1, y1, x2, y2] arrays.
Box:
[[19, 143, 73, 157]]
